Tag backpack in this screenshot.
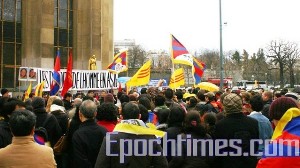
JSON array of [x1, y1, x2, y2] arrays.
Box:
[[34, 114, 51, 146]]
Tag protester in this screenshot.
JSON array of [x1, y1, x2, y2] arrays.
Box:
[[257, 97, 300, 168], [50, 99, 69, 134], [94, 102, 167, 167], [63, 92, 73, 111], [0, 109, 56, 167], [1, 88, 9, 98], [68, 98, 82, 119], [96, 102, 118, 132], [203, 112, 217, 138], [156, 108, 170, 131], [214, 93, 259, 168], [165, 88, 175, 107], [72, 100, 107, 168], [138, 96, 155, 123], [261, 91, 273, 120], [248, 95, 273, 153]]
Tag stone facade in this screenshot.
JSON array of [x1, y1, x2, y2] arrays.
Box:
[[21, 0, 113, 70]]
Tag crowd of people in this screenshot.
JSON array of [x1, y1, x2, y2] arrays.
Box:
[[0, 86, 300, 168]]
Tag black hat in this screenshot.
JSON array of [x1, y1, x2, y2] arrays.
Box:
[[32, 97, 45, 109]]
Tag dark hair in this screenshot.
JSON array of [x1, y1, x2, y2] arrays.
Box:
[[117, 92, 124, 100], [156, 108, 170, 124], [82, 96, 94, 101], [87, 90, 94, 94], [9, 109, 36, 136], [203, 112, 217, 137], [269, 97, 298, 120], [96, 102, 118, 122], [154, 95, 165, 107], [175, 91, 183, 100], [120, 94, 129, 104], [168, 104, 185, 127], [188, 97, 197, 108], [196, 91, 205, 101], [141, 88, 147, 94], [2, 98, 26, 120], [29, 93, 35, 98], [164, 88, 174, 99], [122, 102, 140, 119], [52, 99, 64, 107], [64, 92, 72, 99], [138, 97, 151, 110], [138, 104, 149, 123], [184, 110, 206, 137], [249, 95, 264, 112], [129, 94, 137, 101]]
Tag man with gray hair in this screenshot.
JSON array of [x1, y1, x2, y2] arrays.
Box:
[[72, 100, 107, 168]]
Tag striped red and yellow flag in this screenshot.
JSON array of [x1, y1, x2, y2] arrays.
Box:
[[126, 60, 151, 87], [169, 68, 185, 89]]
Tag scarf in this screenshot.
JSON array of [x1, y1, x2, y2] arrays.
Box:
[[113, 119, 165, 138]]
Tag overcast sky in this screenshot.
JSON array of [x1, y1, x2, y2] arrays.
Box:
[[114, 0, 300, 55]]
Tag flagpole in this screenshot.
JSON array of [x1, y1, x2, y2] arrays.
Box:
[[219, 0, 224, 89]]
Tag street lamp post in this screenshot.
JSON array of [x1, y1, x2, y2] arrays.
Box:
[[219, 0, 224, 89]]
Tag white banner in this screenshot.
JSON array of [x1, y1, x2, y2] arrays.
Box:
[[33, 68, 118, 91]]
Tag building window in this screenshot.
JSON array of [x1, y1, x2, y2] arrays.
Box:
[[54, 0, 73, 68], [0, 0, 22, 88]]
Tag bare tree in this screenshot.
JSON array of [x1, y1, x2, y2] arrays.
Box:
[[128, 45, 147, 68], [266, 40, 289, 88], [285, 42, 300, 87]]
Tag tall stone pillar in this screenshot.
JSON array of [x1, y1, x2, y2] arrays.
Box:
[[22, 0, 54, 68], [73, 0, 113, 70]]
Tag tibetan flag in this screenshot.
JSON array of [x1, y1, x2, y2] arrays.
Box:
[[35, 81, 45, 97], [257, 107, 300, 168], [193, 57, 206, 85], [126, 60, 151, 87], [170, 34, 193, 66], [169, 68, 185, 89], [107, 50, 128, 74], [61, 49, 73, 97], [24, 82, 32, 101], [50, 49, 61, 96]]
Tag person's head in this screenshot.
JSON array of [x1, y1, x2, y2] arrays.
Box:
[[274, 92, 282, 100], [203, 112, 217, 126], [141, 88, 147, 94], [222, 93, 243, 115], [184, 110, 201, 128], [168, 104, 185, 127], [1, 88, 9, 97], [45, 96, 59, 112], [104, 93, 115, 103], [117, 92, 124, 100], [138, 97, 151, 110], [249, 95, 264, 112], [156, 108, 170, 124], [196, 91, 206, 102], [129, 94, 138, 102], [20, 68, 27, 78], [32, 97, 46, 110], [29, 69, 35, 78], [269, 97, 298, 126], [164, 88, 174, 99], [28, 93, 34, 100], [96, 102, 118, 122], [262, 91, 273, 102], [280, 88, 288, 96], [241, 92, 251, 103], [73, 98, 82, 108], [64, 92, 72, 101], [79, 100, 97, 121], [121, 102, 140, 120], [204, 92, 215, 102], [1, 98, 26, 120], [175, 91, 183, 100], [52, 98, 64, 107], [285, 92, 299, 101], [9, 109, 36, 136], [138, 104, 149, 123], [119, 94, 129, 104], [154, 95, 165, 107], [87, 90, 94, 98], [188, 96, 197, 108]]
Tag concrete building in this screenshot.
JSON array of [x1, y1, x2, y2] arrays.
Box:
[[0, 0, 113, 88]]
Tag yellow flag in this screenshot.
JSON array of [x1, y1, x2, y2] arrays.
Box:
[[24, 82, 32, 101], [169, 68, 185, 89], [35, 81, 45, 97], [126, 60, 151, 87]]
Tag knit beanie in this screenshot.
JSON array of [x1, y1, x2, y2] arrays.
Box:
[[104, 93, 114, 103], [223, 93, 242, 114], [32, 97, 45, 109], [269, 97, 298, 120]]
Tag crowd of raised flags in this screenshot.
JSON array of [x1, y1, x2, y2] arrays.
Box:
[[24, 34, 206, 99]]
